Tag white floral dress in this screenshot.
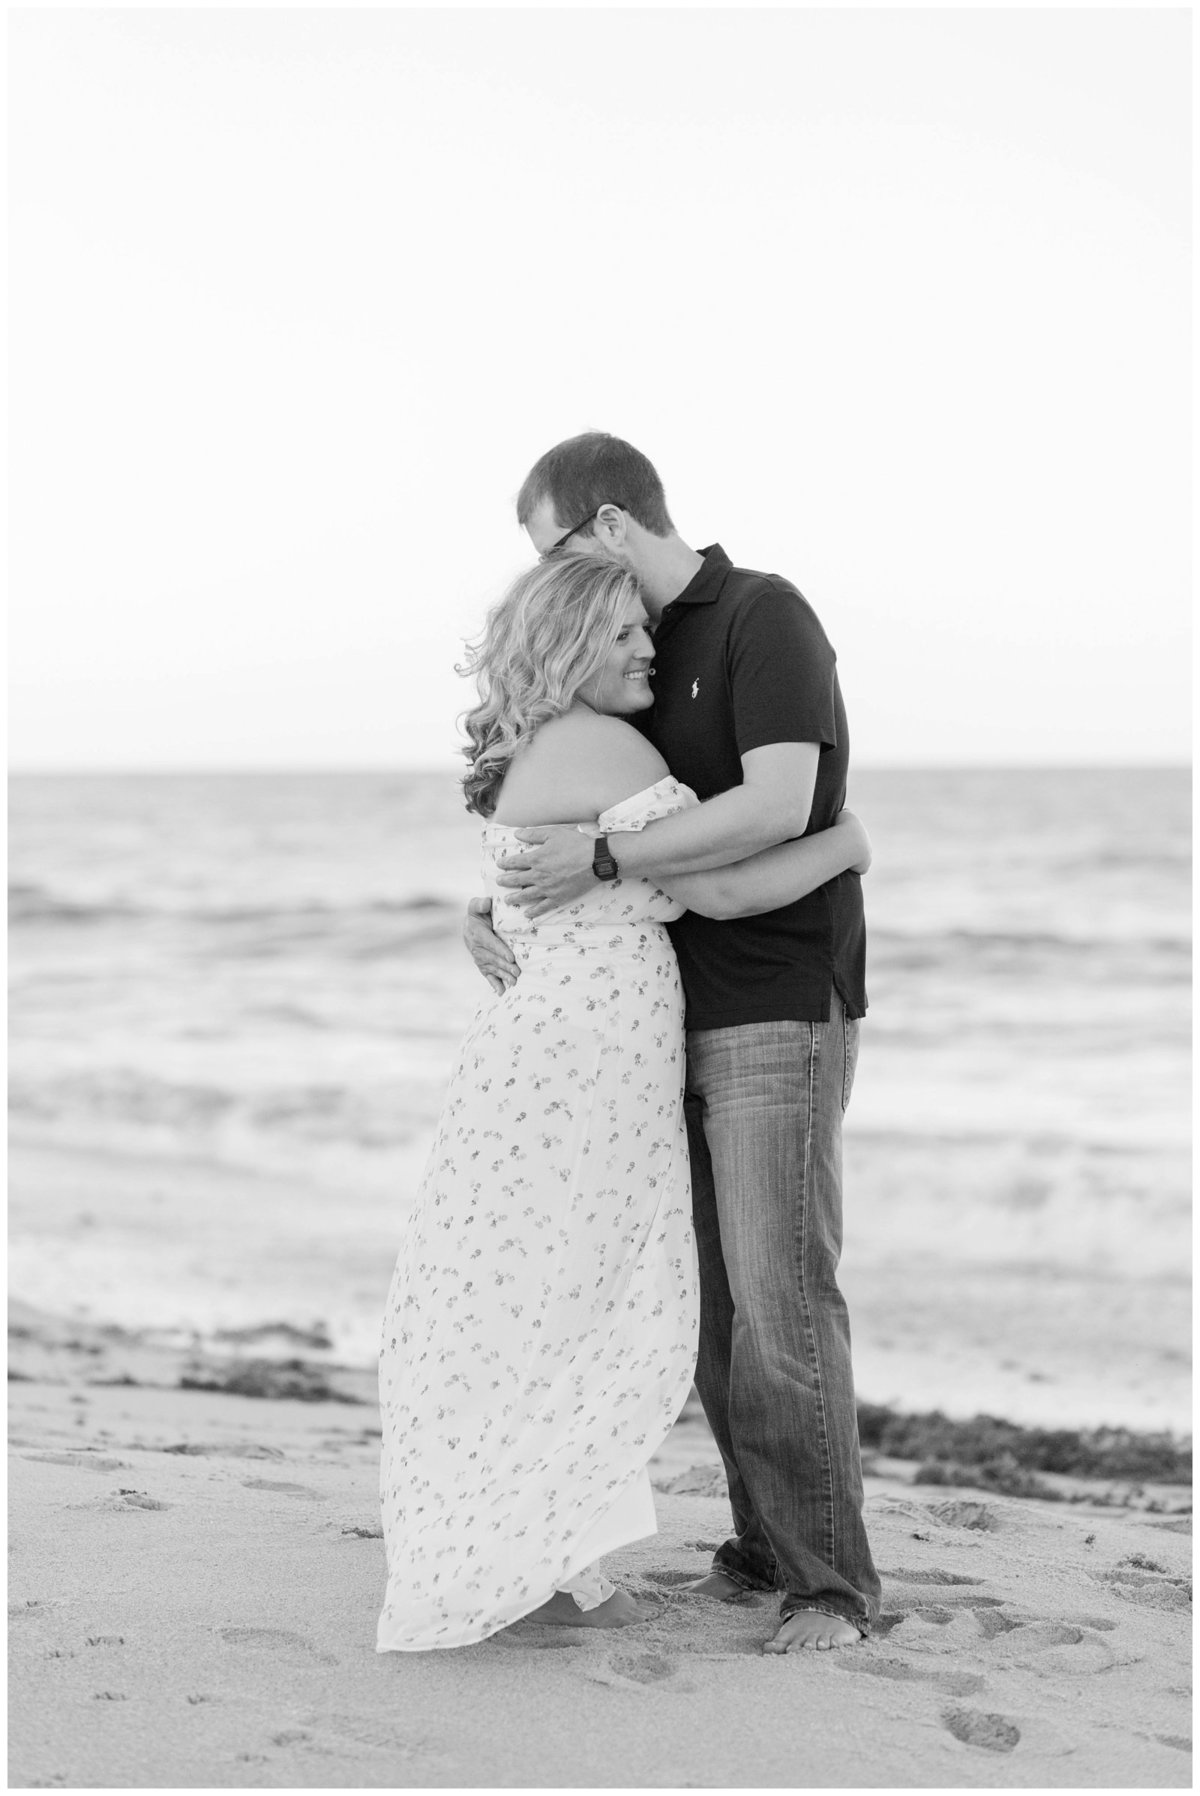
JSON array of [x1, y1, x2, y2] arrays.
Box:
[[377, 779, 700, 1652]]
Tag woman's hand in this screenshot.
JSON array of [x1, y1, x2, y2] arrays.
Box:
[[834, 809, 872, 876], [463, 897, 520, 995]]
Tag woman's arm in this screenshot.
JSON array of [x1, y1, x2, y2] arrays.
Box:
[[661, 812, 871, 920]]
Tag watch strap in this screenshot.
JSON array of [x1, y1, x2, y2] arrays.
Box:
[[592, 834, 620, 881]]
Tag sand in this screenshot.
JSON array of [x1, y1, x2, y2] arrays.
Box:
[[8, 1334, 1192, 1790]]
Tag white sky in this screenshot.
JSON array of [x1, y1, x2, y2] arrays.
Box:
[[9, 6, 1191, 770]]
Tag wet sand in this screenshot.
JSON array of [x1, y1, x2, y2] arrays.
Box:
[[10, 1132, 1192, 1435]]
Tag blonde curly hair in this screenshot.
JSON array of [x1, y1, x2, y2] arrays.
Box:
[[459, 554, 642, 817]]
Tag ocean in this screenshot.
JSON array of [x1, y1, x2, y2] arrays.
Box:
[[8, 767, 1191, 1430]]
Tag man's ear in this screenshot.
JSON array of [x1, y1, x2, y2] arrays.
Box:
[[595, 503, 629, 547]]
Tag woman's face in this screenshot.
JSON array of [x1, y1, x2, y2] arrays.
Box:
[[575, 596, 655, 716]]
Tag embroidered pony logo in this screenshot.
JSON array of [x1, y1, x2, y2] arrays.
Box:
[[691, 679, 700, 699]]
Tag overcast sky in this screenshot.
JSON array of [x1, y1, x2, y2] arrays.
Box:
[[9, 7, 1191, 771]]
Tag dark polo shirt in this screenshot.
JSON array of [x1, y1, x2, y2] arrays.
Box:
[[639, 545, 867, 1028]]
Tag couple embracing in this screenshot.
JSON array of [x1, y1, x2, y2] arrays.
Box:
[[377, 432, 880, 1655]]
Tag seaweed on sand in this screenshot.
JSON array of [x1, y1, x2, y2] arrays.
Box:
[[179, 1357, 365, 1404], [856, 1403, 1192, 1485]]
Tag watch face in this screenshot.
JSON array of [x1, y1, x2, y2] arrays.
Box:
[[592, 837, 619, 881]]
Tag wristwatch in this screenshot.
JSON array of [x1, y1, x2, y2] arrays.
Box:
[[591, 834, 620, 882]]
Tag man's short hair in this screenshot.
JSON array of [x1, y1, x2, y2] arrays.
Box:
[[516, 432, 675, 537]]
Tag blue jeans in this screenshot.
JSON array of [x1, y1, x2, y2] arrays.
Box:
[[684, 1003, 880, 1634]]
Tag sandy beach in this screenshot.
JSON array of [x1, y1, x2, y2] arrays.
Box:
[[9, 1318, 1192, 1791]]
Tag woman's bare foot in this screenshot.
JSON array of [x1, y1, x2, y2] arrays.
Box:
[[522, 1588, 653, 1628], [763, 1611, 862, 1653], [678, 1570, 754, 1601]]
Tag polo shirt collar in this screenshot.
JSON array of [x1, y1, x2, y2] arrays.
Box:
[[672, 543, 732, 605]]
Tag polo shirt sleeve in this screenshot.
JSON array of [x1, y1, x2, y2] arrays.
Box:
[[728, 584, 839, 756]]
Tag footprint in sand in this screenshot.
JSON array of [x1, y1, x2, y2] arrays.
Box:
[[923, 1500, 1001, 1533], [10, 1599, 54, 1620], [969, 1608, 1024, 1640], [163, 1442, 285, 1460], [882, 1568, 985, 1586], [990, 1619, 1115, 1675], [881, 1594, 1117, 1674], [308, 1712, 445, 1757], [1090, 1568, 1191, 1613], [833, 1656, 984, 1697], [240, 1478, 323, 1500], [942, 1708, 1021, 1753], [23, 1452, 130, 1472], [585, 1649, 694, 1691], [217, 1626, 338, 1666]]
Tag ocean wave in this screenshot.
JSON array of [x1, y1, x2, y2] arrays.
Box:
[[872, 925, 1191, 954], [9, 882, 459, 930], [8, 1068, 437, 1147], [871, 928, 1190, 977], [8, 883, 144, 926]]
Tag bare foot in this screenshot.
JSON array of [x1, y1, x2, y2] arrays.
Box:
[[678, 1570, 753, 1602], [521, 1588, 653, 1629], [763, 1611, 863, 1654]]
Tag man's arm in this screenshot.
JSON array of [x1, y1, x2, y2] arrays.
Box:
[[608, 741, 819, 876], [497, 741, 819, 916], [664, 809, 870, 918]]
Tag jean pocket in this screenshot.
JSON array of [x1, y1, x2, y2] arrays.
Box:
[[841, 1016, 860, 1112]]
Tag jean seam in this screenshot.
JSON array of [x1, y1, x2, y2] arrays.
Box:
[[799, 1021, 837, 1579]]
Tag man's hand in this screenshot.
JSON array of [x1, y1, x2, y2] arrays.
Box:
[[833, 810, 872, 877], [496, 825, 597, 920], [463, 896, 520, 994]]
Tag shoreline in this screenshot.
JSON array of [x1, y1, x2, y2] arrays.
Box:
[[11, 1298, 1191, 1517], [10, 1131, 1192, 1438]]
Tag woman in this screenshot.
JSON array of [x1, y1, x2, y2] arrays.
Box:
[[377, 555, 870, 1652]]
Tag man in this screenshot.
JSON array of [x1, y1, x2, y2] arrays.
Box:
[[464, 432, 879, 1652]]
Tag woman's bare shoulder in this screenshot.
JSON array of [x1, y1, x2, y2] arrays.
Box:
[[492, 711, 670, 824]]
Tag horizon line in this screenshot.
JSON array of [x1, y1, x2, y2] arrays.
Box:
[[8, 760, 1192, 778]]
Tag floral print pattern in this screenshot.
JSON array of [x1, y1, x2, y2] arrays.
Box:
[[377, 779, 700, 1651]]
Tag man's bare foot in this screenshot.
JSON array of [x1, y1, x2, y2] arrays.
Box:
[[763, 1611, 863, 1653], [521, 1588, 653, 1628], [678, 1570, 757, 1603]]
